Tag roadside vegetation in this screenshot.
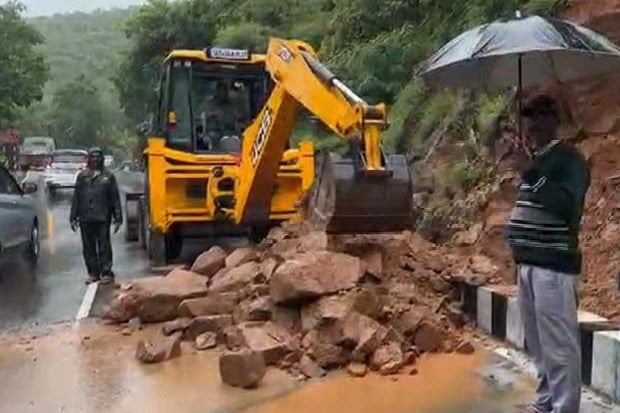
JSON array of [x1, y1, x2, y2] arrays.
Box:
[[8, 0, 565, 176]]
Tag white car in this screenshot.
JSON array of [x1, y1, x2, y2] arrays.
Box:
[[44, 149, 88, 195]]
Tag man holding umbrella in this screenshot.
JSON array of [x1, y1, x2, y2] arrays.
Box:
[[508, 94, 589, 413], [421, 12, 620, 412]]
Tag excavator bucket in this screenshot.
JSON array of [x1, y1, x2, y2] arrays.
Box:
[[308, 152, 414, 234]]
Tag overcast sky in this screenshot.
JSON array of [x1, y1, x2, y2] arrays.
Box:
[[9, 0, 146, 16]]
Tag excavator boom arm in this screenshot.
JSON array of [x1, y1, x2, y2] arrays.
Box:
[[234, 38, 412, 232]]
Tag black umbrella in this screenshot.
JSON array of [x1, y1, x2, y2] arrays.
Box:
[[420, 13, 620, 140]]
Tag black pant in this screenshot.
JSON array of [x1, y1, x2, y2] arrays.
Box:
[[80, 221, 113, 276]]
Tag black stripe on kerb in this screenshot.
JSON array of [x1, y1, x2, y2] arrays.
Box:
[[579, 321, 620, 386], [490, 290, 508, 339], [460, 282, 478, 321]]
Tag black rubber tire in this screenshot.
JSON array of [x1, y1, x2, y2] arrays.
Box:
[[24, 222, 39, 264], [249, 225, 270, 244], [124, 198, 139, 242], [137, 197, 146, 250], [165, 229, 183, 261], [148, 227, 167, 267]]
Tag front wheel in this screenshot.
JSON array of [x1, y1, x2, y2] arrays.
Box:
[[148, 228, 167, 267], [25, 222, 40, 263]]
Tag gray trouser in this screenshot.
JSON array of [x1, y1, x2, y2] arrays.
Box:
[[518, 265, 581, 413]]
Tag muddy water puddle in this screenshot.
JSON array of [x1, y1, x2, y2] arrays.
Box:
[[0, 322, 532, 413], [246, 353, 530, 413]]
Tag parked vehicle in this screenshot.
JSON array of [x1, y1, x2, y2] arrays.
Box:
[[44, 149, 88, 195], [19, 137, 56, 171], [0, 165, 39, 263], [104, 155, 114, 168]]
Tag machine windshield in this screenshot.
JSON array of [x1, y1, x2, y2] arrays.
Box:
[[163, 59, 270, 154]]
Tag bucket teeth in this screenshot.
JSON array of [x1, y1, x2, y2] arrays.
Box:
[[307, 153, 413, 234]]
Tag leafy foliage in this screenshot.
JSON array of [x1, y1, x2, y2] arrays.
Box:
[[14, 7, 131, 152], [48, 76, 114, 149], [0, 1, 48, 125], [13, 0, 563, 158]]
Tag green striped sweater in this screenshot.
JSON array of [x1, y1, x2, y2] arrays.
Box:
[[506, 140, 590, 275]]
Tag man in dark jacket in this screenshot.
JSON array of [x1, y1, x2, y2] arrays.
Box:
[[70, 147, 122, 284], [507, 96, 590, 413]]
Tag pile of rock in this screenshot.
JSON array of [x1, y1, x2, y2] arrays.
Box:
[[104, 225, 473, 389]]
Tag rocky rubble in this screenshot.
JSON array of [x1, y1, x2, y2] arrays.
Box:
[[104, 225, 473, 388]]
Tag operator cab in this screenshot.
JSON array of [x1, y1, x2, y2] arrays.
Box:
[[157, 47, 272, 154]]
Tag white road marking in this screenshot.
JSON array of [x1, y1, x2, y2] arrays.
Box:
[[76, 282, 98, 320]]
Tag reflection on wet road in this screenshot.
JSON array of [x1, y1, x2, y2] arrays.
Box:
[[0, 173, 150, 332]]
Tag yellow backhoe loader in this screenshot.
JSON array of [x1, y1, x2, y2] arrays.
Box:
[[126, 39, 413, 266]]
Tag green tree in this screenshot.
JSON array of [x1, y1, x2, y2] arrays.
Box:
[[48, 76, 112, 149], [0, 1, 48, 125], [115, 0, 222, 125], [214, 21, 276, 52]]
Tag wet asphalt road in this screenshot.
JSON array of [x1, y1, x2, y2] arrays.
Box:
[[0, 171, 150, 332]]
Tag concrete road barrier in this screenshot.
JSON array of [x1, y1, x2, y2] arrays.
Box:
[[461, 279, 620, 401]]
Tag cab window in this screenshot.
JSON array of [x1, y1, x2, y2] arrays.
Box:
[[166, 60, 193, 151]]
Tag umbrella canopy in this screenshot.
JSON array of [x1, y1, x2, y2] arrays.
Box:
[[420, 14, 620, 90]]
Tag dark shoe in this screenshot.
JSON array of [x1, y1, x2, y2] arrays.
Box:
[[100, 274, 115, 285], [85, 274, 100, 285]]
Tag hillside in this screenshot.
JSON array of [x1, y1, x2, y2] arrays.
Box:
[[29, 8, 131, 104], [22, 0, 144, 17]]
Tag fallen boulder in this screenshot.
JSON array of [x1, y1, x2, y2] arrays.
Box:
[[347, 362, 368, 377], [298, 231, 332, 252], [234, 297, 273, 323], [225, 247, 258, 268], [185, 315, 233, 341], [178, 293, 238, 317], [105, 269, 208, 323], [298, 355, 326, 379], [360, 249, 383, 280], [370, 342, 404, 375], [270, 251, 363, 304], [161, 317, 192, 336], [236, 322, 296, 365], [301, 295, 353, 331], [301, 288, 384, 332], [135, 332, 182, 364], [307, 342, 348, 368], [259, 258, 279, 282], [210, 262, 262, 293], [219, 350, 266, 389], [191, 246, 227, 277], [414, 322, 444, 353], [392, 308, 425, 339], [455, 340, 475, 355], [195, 332, 218, 350], [272, 305, 301, 334]]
